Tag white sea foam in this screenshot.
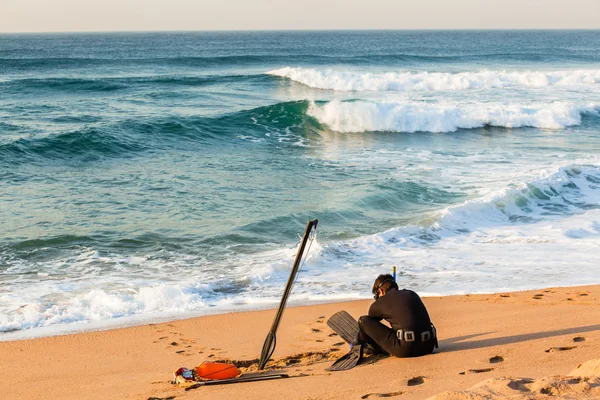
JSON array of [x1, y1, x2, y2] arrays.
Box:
[[307, 100, 599, 133], [268, 67, 600, 92], [0, 241, 324, 337], [0, 282, 213, 333]]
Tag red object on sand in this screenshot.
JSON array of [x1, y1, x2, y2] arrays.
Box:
[[194, 362, 241, 381]]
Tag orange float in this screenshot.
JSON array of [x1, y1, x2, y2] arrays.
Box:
[[194, 362, 241, 381]]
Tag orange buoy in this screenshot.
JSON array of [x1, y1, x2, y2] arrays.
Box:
[[194, 362, 241, 381]]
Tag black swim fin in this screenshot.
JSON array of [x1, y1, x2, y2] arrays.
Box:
[[326, 345, 362, 371], [326, 310, 359, 345]]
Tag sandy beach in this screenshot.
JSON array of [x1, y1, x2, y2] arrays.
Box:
[[1, 285, 599, 399]]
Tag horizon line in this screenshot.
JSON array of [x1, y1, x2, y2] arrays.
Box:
[[1, 28, 600, 35]]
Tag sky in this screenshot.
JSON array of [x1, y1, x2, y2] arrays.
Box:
[[1, 0, 599, 33]]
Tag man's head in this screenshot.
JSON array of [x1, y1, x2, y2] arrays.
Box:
[[372, 274, 398, 300]]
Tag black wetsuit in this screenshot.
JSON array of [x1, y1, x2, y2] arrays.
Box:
[[357, 288, 436, 357]]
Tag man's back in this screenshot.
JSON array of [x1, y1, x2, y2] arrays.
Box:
[[368, 288, 431, 331]]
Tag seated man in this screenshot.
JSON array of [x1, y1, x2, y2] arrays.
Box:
[[356, 274, 437, 357]]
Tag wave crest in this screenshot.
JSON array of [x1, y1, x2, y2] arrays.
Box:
[[345, 164, 600, 250], [436, 165, 600, 231], [307, 100, 599, 133], [268, 67, 600, 92]]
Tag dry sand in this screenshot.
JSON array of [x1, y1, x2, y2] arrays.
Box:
[[1, 285, 599, 400]]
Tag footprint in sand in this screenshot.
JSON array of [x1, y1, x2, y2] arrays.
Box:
[[407, 376, 425, 386], [361, 391, 404, 399], [573, 337, 586, 343], [489, 356, 504, 364], [533, 294, 544, 300], [312, 328, 322, 333], [507, 378, 535, 391], [545, 346, 576, 353], [170, 342, 178, 346], [499, 293, 511, 298], [328, 333, 338, 337], [333, 342, 345, 346], [148, 397, 175, 400], [460, 368, 494, 375]]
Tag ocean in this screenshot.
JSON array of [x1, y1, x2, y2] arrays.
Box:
[[1, 30, 600, 339]]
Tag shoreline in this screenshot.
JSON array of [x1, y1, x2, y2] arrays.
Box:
[[4, 281, 599, 343], [2, 284, 599, 399]]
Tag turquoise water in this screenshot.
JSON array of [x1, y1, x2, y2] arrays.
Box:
[[1, 31, 600, 338]]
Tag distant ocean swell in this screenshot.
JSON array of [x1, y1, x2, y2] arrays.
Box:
[[4, 52, 600, 72], [0, 101, 309, 164], [0, 74, 269, 94], [6, 67, 600, 94]]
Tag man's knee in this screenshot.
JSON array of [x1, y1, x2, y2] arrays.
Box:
[[358, 315, 377, 328], [357, 315, 381, 341]]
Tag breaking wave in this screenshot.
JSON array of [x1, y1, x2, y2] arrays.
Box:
[[325, 164, 600, 253], [435, 164, 600, 231], [307, 100, 599, 133], [268, 67, 600, 92]]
